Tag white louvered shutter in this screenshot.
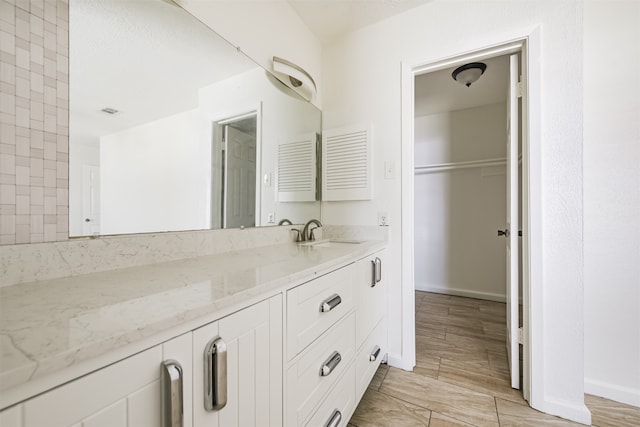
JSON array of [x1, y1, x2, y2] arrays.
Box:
[[277, 133, 318, 202], [322, 123, 372, 201]]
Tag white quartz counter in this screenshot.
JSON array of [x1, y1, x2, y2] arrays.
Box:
[[0, 240, 385, 409]]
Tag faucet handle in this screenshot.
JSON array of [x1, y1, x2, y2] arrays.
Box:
[[291, 228, 302, 243], [309, 227, 317, 241]]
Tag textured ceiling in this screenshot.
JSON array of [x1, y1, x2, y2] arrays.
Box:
[[70, 0, 258, 146], [287, 0, 432, 43]]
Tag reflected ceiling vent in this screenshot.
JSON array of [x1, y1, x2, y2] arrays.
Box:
[[272, 56, 317, 97], [452, 62, 487, 87], [100, 107, 120, 115]]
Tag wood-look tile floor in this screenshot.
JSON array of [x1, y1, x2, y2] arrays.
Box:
[[348, 291, 640, 427]]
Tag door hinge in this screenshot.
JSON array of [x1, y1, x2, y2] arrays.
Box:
[[516, 81, 524, 99], [518, 327, 524, 344], [516, 76, 525, 98]]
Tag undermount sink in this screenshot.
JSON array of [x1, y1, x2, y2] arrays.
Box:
[[299, 239, 365, 247]]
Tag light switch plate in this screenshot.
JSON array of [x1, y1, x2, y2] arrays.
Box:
[[384, 160, 395, 179]]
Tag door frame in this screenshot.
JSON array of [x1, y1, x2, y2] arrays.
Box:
[[208, 103, 263, 229], [400, 30, 542, 407]]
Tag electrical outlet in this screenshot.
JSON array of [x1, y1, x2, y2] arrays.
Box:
[[267, 212, 275, 223], [378, 211, 389, 226]]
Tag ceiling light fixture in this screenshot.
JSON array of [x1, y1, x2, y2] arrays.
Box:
[[451, 62, 487, 87]]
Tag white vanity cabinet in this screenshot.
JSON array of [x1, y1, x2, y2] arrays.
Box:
[[285, 263, 361, 427], [0, 242, 388, 427], [193, 295, 283, 427], [0, 333, 193, 427], [354, 249, 388, 401]]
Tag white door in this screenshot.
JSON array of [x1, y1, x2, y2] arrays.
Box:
[[81, 165, 100, 235], [505, 53, 521, 389], [223, 125, 256, 229]]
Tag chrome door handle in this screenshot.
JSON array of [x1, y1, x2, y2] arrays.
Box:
[[161, 360, 184, 427], [204, 337, 227, 411], [320, 294, 342, 313], [497, 229, 510, 237], [325, 409, 342, 427], [369, 345, 381, 362], [320, 351, 342, 376]]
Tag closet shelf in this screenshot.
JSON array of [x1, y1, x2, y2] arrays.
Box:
[[414, 157, 506, 174]]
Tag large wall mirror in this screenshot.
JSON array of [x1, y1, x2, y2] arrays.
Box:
[[69, 0, 321, 237]]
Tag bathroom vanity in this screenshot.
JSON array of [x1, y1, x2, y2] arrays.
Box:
[[0, 240, 387, 426]]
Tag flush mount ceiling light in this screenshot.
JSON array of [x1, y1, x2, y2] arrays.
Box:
[[451, 62, 487, 87], [272, 56, 317, 97]]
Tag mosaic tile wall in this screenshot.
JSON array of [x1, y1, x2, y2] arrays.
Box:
[[0, 0, 69, 245]]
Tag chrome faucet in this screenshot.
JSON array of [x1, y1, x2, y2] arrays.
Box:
[[302, 219, 322, 241]]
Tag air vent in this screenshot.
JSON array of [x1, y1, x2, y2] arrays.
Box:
[[101, 107, 120, 115], [322, 124, 372, 201], [277, 133, 318, 202]]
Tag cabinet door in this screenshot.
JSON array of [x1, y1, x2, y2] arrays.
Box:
[[355, 250, 387, 348], [11, 333, 191, 427], [193, 295, 283, 427]]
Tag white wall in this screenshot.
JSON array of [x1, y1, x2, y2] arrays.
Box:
[[322, 0, 588, 423], [101, 109, 210, 235], [583, 0, 640, 407], [414, 104, 507, 301], [175, 0, 323, 108]]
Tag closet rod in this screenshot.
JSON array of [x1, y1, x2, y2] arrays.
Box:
[[414, 157, 507, 174]]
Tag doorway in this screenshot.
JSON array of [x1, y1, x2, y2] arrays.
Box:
[[400, 38, 537, 404], [211, 112, 259, 229]]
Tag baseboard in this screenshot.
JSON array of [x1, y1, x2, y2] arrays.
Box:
[[585, 377, 640, 407], [386, 353, 415, 371], [542, 397, 592, 425], [415, 285, 506, 303]]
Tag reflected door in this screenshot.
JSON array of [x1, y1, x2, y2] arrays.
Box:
[[81, 164, 100, 235], [223, 125, 256, 229]]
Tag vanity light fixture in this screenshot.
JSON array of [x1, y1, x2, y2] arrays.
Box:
[[272, 56, 317, 97], [451, 62, 487, 87]]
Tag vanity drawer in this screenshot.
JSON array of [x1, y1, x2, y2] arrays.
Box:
[[286, 312, 355, 426], [304, 361, 356, 427], [355, 316, 387, 402], [286, 263, 355, 358]]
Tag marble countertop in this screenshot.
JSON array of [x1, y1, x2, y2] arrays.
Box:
[[0, 240, 385, 408]]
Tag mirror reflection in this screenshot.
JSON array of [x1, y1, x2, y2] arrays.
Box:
[[69, 0, 321, 237]]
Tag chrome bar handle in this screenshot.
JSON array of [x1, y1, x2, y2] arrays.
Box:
[[371, 257, 382, 286], [320, 294, 342, 313], [204, 337, 227, 411], [370, 259, 376, 286], [325, 409, 342, 427], [369, 345, 381, 362], [161, 360, 184, 427], [320, 351, 342, 376]]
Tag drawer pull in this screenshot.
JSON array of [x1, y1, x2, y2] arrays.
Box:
[[369, 345, 381, 362], [371, 257, 382, 286], [161, 360, 184, 427], [320, 351, 342, 376], [320, 294, 342, 313], [204, 337, 227, 411], [325, 409, 342, 427]]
